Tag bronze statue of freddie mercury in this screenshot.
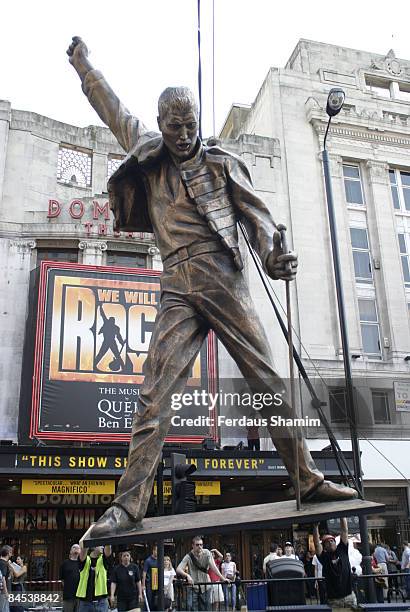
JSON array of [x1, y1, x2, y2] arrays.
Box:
[[67, 37, 358, 538]]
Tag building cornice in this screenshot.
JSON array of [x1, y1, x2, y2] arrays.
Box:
[[9, 109, 123, 155], [306, 102, 410, 148], [0, 223, 155, 250]]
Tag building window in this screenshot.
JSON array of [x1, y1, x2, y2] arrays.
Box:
[[107, 154, 125, 183], [343, 164, 364, 206], [365, 77, 391, 98], [358, 299, 381, 358], [389, 169, 410, 212], [350, 228, 373, 284], [37, 248, 78, 264], [397, 83, 410, 102], [365, 76, 410, 102], [329, 388, 348, 423], [106, 252, 147, 268], [371, 390, 391, 424], [57, 144, 92, 188], [398, 233, 410, 287]]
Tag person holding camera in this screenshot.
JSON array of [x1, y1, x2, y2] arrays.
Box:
[[177, 536, 228, 611]]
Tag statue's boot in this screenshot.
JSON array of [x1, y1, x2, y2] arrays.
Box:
[[301, 479, 358, 502], [88, 505, 142, 539], [271, 432, 359, 504]]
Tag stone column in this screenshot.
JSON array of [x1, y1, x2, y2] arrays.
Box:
[[0, 238, 36, 440], [148, 246, 163, 271], [0, 101, 11, 210], [92, 152, 108, 194], [79, 240, 107, 265], [366, 160, 410, 360]]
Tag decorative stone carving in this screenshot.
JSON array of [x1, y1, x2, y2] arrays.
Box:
[[79, 240, 108, 253], [365, 160, 389, 183], [370, 49, 408, 77], [328, 154, 343, 178], [355, 107, 382, 120], [10, 239, 36, 254]]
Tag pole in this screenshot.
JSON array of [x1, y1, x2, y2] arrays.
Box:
[[322, 148, 361, 492], [239, 221, 358, 489], [279, 227, 301, 511], [322, 141, 376, 603], [212, 0, 216, 137], [197, 0, 202, 140], [156, 460, 164, 611]]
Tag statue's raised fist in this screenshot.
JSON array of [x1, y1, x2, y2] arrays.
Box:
[[66, 36, 88, 63]]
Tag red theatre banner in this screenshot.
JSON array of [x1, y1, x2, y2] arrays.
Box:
[[30, 262, 218, 442]]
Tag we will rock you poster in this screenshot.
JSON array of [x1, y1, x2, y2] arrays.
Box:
[[29, 262, 217, 442]]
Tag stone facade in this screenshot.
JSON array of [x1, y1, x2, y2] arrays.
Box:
[[220, 40, 410, 447], [0, 101, 160, 439]]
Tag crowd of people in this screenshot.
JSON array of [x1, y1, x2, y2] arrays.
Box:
[[260, 520, 410, 609], [60, 544, 146, 612], [0, 530, 410, 611], [262, 541, 299, 572], [58, 538, 239, 612]]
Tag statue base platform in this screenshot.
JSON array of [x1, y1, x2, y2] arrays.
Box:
[[82, 497, 383, 546]]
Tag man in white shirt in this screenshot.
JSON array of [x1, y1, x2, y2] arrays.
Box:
[[263, 544, 280, 575], [284, 542, 299, 560], [176, 536, 228, 611]]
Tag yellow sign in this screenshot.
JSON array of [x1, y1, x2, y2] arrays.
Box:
[[21, 479, 115, 495], [153, 481, 220, 496], [196, 481, 221, 495]]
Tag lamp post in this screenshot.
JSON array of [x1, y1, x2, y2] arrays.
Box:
[[322, 88, 376, 603]]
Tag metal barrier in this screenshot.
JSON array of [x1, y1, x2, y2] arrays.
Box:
[[355, 573, 409, 605], [172, 572, 410, 611], [174, 576, 326, 610], [21, 581, 63, 591], [9, 572, 410, 610]]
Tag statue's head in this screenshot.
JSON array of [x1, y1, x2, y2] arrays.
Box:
[[157, 87, 199, 160]]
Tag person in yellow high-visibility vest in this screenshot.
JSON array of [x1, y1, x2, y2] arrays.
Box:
[[76, 543, 113, 612]]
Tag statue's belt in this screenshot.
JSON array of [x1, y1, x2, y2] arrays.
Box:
[[163, 241, 223, 268]]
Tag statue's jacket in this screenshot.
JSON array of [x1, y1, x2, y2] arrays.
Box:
[[82, 69, 278, 273]]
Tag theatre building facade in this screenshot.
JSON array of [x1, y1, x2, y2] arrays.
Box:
[[0, 38, 410, 578], [0, 446, 353, 580]]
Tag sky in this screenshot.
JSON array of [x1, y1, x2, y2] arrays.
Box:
[[1, 0, 410, 139]]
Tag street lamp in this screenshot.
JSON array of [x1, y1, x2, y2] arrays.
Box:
[[326, 88, 346, 117], [321, 88, 376, 602]]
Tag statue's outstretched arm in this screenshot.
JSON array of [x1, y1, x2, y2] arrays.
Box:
[[67, 36, 147, 153]]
